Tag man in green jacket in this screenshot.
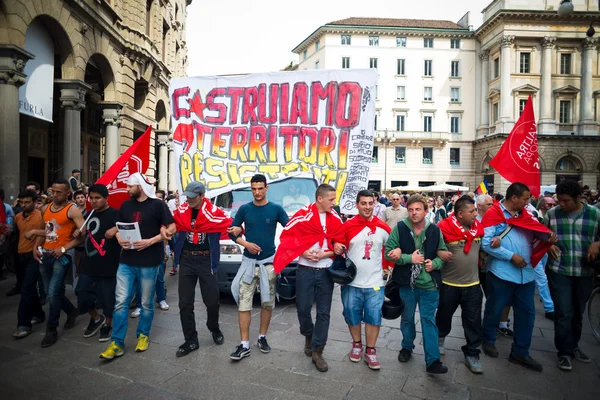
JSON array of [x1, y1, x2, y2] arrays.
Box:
[[385, 194, 448, 374]]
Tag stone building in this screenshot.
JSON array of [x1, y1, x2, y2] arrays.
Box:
[[0, 0, 191, 201]]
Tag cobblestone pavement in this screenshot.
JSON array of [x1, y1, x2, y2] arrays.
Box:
[[0, 271, 599, 400]]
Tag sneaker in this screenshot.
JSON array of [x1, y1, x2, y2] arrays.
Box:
[[13, 327, 31, 339], [558, 356, 572, 371], [482, 343, 499, 358], [99, 341, 124, 360], [99, 324, 112, 342], [508, 353, 543, 372], [397, 348, 412, 363], [169, 268, 177, 276], [545, 312, 555, 321], [364, 348, 381, 370], [465, 355, 483, 374], [135, 334, 149, 352], [159, 300, 169, 310], [426, 360, 448, 374], [573, 348, 591, 363], [41, 330, 58, 348], [176, 341, 199, 358], [211, 329, 224, 345], [31, 316, 45, 325], [130, 308, 141, 318], [257, 336, 271, 353], [496, 326, 514, 338], [230, 344, 251, 360], [438, 337, 446, 355], [83, 315, 106, 338], [64, 310, 78, 330], [349, 342, 363, 362]]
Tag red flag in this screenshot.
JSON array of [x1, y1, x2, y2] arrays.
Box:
[[489, 95, 541, 197], [94, 125, 152, 209]]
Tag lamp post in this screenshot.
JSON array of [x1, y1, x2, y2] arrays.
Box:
[[557, 0, 574, 16], [375, 129, 396, 192]]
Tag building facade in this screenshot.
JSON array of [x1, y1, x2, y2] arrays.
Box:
[[0, 0, 190, 201]]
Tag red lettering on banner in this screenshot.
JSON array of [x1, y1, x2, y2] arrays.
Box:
[[227, 87, 244, 124], [172, 87, 191, 119], [249, 125, 267, 163], [279, 83, 289, 124], [242, 87, 259, 124], [311, 82, 336, 126], [195, 122, 212, 151], [258, 83, 278, 124], [231, 127, 248, 162], [335, 82, 361, 128], [268, 125, 277, 163], [290, 82, 309, 125], [299, 127, 318, 165], [280, 126, 299, 162], [211, 127, 230, 158], [318, 127, 336, 168], [205, 88, 226, 124]]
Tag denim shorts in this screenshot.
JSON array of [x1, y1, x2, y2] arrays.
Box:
[[341, 285, 385, 326]]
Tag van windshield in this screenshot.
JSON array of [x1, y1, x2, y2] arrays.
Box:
[[213, 177, 317, 218]]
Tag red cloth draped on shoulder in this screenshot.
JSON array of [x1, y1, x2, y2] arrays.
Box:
[[437, 214, 483, 254], [173, 198, 232, 243], [342, 215, 392, 270], [273, 203, 345, 274], [481, 202, 552, 266]]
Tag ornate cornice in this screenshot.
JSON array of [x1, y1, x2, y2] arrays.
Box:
[[498, 35, 515, 48], [0, 44, 34, 87], [56, 80, 91, 111], [541, 36, 557, 49], [583, 37, 597, 50], [478, 49, 490, 61]]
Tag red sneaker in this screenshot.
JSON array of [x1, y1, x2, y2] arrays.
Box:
[[169, 268, 177, 276], [364, 347, 381, 370], [349, 342, 363, 362]]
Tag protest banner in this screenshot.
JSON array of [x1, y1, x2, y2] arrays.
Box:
[[168, 69, 378, 213]]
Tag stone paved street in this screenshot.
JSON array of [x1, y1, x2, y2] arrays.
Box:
[[0, 270, 599, 400]]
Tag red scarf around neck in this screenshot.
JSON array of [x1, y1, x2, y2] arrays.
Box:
[[273, 203, 345, 274], [173, 198, 232, 243], [342, 214, 391, 246], [437, 214, 483, 254]]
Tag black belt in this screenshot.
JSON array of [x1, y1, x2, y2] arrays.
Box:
[[298, 264, 326, 271], [182, 249, 210, 256]]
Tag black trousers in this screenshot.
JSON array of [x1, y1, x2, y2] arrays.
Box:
[[178, 253, 220, 344], [436, 283, 483, 357], [16, 255, 45, 328], [75, 273, 117, 318]]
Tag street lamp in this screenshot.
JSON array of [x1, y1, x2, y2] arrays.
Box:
[[557, 0, 574, 16], [586, 21, 600, 37], [375, 129, 396, 192]]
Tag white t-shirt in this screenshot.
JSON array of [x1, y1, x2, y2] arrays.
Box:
[[297, 212, 332, 269], [347, 226, 390, 288]]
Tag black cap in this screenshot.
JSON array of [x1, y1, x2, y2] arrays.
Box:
[[72, 169, 81, 174]]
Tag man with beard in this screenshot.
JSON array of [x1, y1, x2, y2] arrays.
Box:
[[99, 173, 175, 360]]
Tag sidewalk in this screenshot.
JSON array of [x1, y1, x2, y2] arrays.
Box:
[[0, 272, 598, 400]]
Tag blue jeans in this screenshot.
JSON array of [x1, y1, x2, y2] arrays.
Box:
[[399, 286, 440, 367], [482, 272, 535, 358], [111, 263, 159, 347], [40, 255, 76, 329], [341, 285, 385, 326], [295, 267, 334, 350], [534, 255, 554, 313], [135, 261, 166, 307]]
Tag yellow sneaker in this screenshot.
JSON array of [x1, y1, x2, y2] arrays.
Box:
[[99, 341, 123, 360], [135, 334, 149, 352]]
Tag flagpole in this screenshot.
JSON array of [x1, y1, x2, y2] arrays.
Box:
[[79, 210, 94, 232]]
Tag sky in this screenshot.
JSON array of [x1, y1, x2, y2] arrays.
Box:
[[186, 0, 492, 77]]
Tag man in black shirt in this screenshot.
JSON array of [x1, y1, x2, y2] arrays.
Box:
[[74, 185, 120, 342], [100, 173, 175, 360], [172, 182, 232, 357]]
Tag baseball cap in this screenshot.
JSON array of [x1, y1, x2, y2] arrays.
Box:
[[183, 182, 206, 199], [72, 169, 81, 174]]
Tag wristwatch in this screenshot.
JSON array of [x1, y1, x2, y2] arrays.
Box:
[[61, 247, 66, 254]]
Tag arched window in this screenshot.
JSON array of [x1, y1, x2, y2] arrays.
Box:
[[555, 156, 581, 172]]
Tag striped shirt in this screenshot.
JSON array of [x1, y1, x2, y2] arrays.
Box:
[[543, 203, 600, 277]]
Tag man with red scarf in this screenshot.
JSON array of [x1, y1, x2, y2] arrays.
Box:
[[480, 182, 555, 372], [339, 190, 391, 370], [273, 184, 344, 372], [172, 182, 232, 358], [435, 196, 484, 374]]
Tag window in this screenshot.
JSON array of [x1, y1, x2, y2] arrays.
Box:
[[341, 35, 351, 45], [375, 85, 378, 99], [520, 52, 531, 73], [315, 40, 320, 51], [374, 115, 378, 130], [493, 58, 499, 78], [372, 146, 379, 163], [450, 116, 460, 133], [369, 36, 379, 46], [519, 99, 527, 115], [315, 60, 319, 69], [370, 58, 378, 69], [342, 57, 350, 69], [423, 87, 432, 101], [397, 37, 407, 47], [450, 148, 460, 166], [493, 102, 499, 122], [559, 100, 571, 123], [303, 50, 307, 60], [397, 59, 405, 75], [424, 116, 432, 132], [146, 0, 153, 37], [395, 146, 406, 163], [450, 87, 460, 102], [396, 86, 406, 100], [424, 60, 432, 76], [450, 39, 461, 49], [560, 53, 572, 74], [396, 115, 405, 131], [422, 147, 433, 164], [424, 38, 434, 48], [451, 61, 460, 77]]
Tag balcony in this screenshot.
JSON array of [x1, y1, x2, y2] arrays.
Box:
[[377, 130, 463, 141]]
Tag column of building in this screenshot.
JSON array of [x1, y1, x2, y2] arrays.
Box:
[[101, 102, 123, 170], [499, 35, 515, 133], [155, 130, 170, 191], [539, 36, 556, 135], [167, 135, 177, 193], [478, 49, 490, 136], [579, 37, 598, 135]]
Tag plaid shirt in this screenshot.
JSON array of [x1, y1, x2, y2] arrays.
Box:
[[543, 203, 600, 277]]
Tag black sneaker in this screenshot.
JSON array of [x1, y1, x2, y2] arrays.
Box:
[[257, 337, 271, 353], [176, 342, 199, 358], [558, 356, 572, 371], [573, 348, 591, 363], [83, 315, 106, 338], [99, 323, 112, 342], [508, 353, 543, 372], [31, 316, 45, 325], [211, 329, 224, 345], [426, 360, 448, 374], [41, 330, 58, 348], [64, 310, 78, 330], [496, 326, 514, 338], [482, 343, 499, 358], [230, 344, 251, 360], [397, 348, 412, 363]]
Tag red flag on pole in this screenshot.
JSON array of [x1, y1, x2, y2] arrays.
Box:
[[94, 125, 152, 209], [489, 95, 541, 197]]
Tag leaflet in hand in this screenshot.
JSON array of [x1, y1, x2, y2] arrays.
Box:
[[116, 222, 142, 249]]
